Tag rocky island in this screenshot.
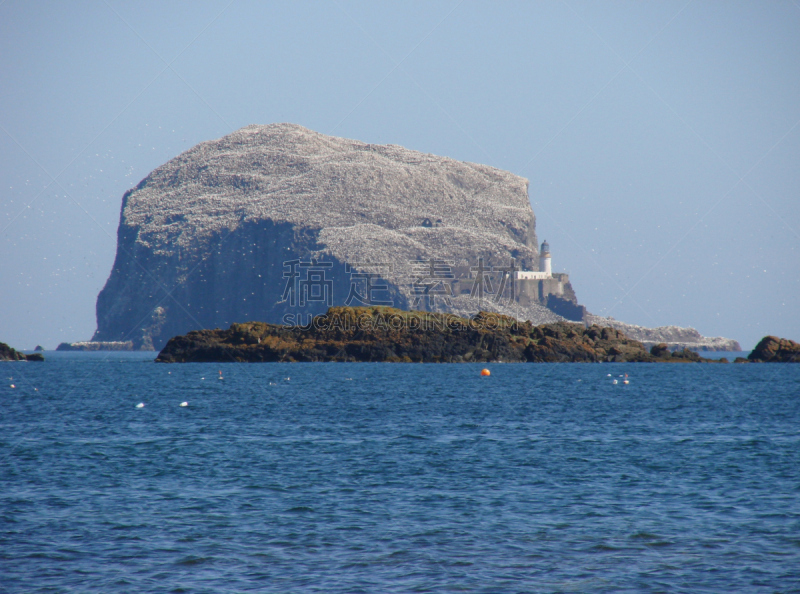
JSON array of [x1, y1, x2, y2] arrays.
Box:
[[155, 306, 720, 364], [90, 123, 738, 352]]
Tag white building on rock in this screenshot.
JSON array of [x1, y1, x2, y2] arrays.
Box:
[[512, 240, 586, 321], [515, 240, 552, 281]]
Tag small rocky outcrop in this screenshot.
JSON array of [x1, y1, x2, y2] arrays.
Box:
[[649, 343, 708, 362], [156, 306, 721, 364], [0, 342, 44, 362], [585, 315, 741, 351], [747, 336, 800, 363]]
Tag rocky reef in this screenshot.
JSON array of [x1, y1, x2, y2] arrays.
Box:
[[56, 341, 135, 352], [747, 336, 800, 362], [155, 306, 723, 364], [584, 315, 741, 352], [0, 342, 44, 362]]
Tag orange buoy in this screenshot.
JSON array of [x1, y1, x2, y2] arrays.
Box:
[[481, 369, 491, 377]]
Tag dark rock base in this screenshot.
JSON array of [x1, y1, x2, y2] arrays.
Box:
[[747, 336, 800, 362]]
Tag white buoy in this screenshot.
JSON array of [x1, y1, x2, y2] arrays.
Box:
[[612, 379, 618, 385], [180, 401, 188, 407], [623, 380, 630, 385], [136, 402, 145, 408], [9, 384, 15, 388], [607, 374, 611, 377]]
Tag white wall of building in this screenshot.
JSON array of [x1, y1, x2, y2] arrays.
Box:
[[516, 271, 551, 280]]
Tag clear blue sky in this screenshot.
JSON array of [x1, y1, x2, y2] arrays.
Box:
[[1, 1, 798, 350]]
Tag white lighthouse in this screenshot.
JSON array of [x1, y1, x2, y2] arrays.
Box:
[[539, 240, 551, 275], [514, 240, 554, 281]]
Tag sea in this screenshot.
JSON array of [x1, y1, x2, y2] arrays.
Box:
[[2, 352, 799, 593]]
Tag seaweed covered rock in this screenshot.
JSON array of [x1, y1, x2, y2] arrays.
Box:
[[748, 336, 800, 363], [156, 306, 720, 364], [650, 343, 671, 358], [0, 342, 44, 362]]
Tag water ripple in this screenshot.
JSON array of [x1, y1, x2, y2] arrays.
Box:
[[1, 358, 799, 592]]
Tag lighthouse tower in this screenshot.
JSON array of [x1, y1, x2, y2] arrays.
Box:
[[539, 240, 552, 276]]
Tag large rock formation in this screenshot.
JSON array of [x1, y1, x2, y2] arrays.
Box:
[[92, 123, 737, 351], [94, 124, 565, 350]]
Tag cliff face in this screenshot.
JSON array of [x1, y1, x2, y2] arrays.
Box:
[[94, 124, 555, 350]]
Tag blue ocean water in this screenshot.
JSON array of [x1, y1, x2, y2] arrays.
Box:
[[2, 353, 799, 593]]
